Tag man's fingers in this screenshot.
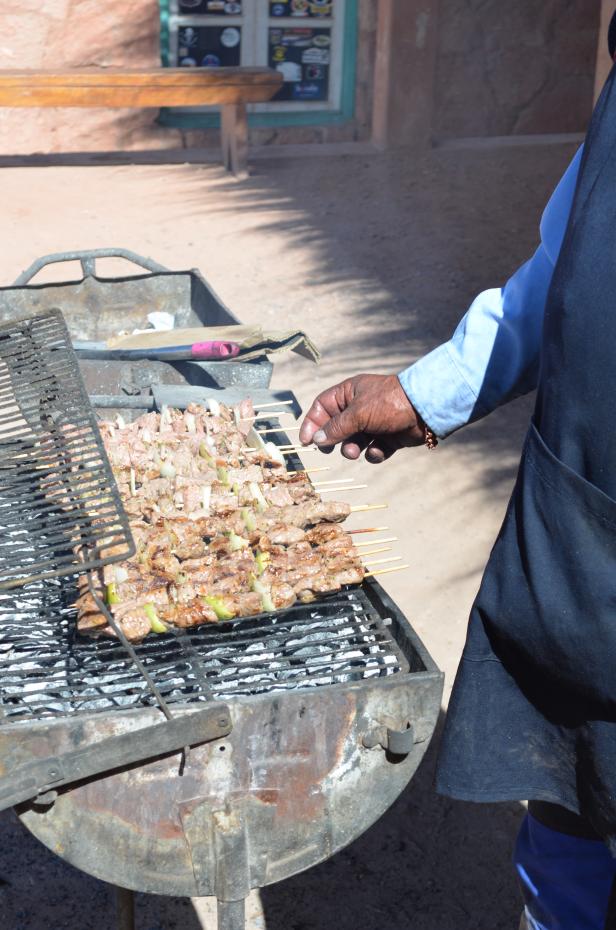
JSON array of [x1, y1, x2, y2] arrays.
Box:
[[299, 404, 328, 445], [365, 437, 400, 463], [341, 443, 361, 460], [299, 388, 346, 445], [341, 432, 371, 461], [312, 404, 360, 447]]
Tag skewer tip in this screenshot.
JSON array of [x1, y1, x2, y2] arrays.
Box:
[[362, 556, 402, 567], [364, 564, 410, 579], [257, 425, 301, 435], [350, 503, 388, 513], [253, 399, 295, 408], [348, 526, 389, 535]]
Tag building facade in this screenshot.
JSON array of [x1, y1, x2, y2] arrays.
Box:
[[0, 0, 600, 155]]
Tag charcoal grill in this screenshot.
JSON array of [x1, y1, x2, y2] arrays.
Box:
[[0, 344, 443, 928]]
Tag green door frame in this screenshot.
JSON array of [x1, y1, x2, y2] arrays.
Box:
[[158, 0, 358, 129]]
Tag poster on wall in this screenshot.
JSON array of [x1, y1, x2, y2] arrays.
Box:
[[268, 27, 330, 101], [177, 0, 242, 14], [177, 25, 241, 67], [269, 0, 333, 19]]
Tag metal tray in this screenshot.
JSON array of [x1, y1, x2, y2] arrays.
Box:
[[0, 249, 273, 398]]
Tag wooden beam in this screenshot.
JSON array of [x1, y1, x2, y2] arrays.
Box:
[[0, 68, 282, 108]]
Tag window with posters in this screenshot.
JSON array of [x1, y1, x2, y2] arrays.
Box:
[[159, 0, 357, 126]]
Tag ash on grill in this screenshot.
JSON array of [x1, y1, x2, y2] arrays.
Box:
[[0, 582, 406, 720]]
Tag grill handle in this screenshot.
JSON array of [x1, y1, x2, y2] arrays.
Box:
[[0, 704, 232, 812], [13, 248, 169, 285], [362, 722, 417, 757]]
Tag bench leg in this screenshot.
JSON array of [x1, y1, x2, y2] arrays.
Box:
[[221, 103, 248, 179]]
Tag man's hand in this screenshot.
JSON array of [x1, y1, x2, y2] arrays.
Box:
[[299, 374, 426, 463]]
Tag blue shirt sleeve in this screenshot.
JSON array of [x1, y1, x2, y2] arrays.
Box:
[[398, 146, 584, 438]]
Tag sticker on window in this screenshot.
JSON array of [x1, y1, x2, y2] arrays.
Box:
[[176, 25, 241, 67], [177, 0, 242, 13], [269, 0, 333, 18], [268, 26, 330, 101]]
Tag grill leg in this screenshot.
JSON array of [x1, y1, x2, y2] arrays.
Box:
[[217, 898, 245, 930], [116, 886, 135, 930]]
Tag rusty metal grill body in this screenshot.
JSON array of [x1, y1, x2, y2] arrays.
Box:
[[1, 571, 441, 907]]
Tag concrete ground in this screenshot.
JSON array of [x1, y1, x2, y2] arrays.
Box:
[[0, 138, 579, 930]]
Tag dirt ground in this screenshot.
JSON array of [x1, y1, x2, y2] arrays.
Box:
[[0, 138, 579, 930]]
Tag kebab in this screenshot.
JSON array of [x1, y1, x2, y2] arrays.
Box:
[[78, 402, 372, 642]]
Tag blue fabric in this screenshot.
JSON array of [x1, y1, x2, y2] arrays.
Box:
[[398, 146, 584, 438], [515, 815, 616, 930]]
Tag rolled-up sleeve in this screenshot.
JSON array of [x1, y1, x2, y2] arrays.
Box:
[[399, 146, 583, 438]]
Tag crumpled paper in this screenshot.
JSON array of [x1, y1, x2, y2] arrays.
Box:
[[107, 325, 320, 363]]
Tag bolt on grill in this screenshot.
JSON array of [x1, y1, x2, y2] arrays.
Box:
[[0, 580, 408, 721], [0, 309, 134, 590]]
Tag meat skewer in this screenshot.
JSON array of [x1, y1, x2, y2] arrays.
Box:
[[75, 400, 387, 642]]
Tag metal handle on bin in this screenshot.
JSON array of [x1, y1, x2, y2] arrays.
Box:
[[362, 722, 417, 757], [13, 248, 169, 285]]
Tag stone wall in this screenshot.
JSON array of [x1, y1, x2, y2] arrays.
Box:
[[434, 0, 600, 139]]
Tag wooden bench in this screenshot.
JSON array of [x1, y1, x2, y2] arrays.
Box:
[[0, 67, 283, 177]]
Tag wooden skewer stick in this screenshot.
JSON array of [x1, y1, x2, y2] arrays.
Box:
[[350, 503, 388, 513], [354, 537, 398, 548], [240, 412, 292, 422], [311, 478, 353, 486], [317, 484, 368, 493], [286, 466, 330, 475], [279, 446, 318, 454], [257, 425, 301, 435], [364, 564, 410, 578], [253, 400, 295, 408], [348, 526, 389, 535], [362, 556, 402, 567], [355, 546, 392, 558]]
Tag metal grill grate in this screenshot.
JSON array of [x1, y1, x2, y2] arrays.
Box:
[[0, 579, 408, 721], [0, 309, 134, 589]]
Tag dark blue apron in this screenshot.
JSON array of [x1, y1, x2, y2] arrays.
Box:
[[436, 65, 616, 850]]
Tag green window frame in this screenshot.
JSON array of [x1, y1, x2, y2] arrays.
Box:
[[158, 0, 358, 129]]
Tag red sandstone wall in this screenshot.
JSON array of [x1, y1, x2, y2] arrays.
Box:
[[0, 0, 184, 154], [0, 0, 602, 154], [434, 0, 600, 138]]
